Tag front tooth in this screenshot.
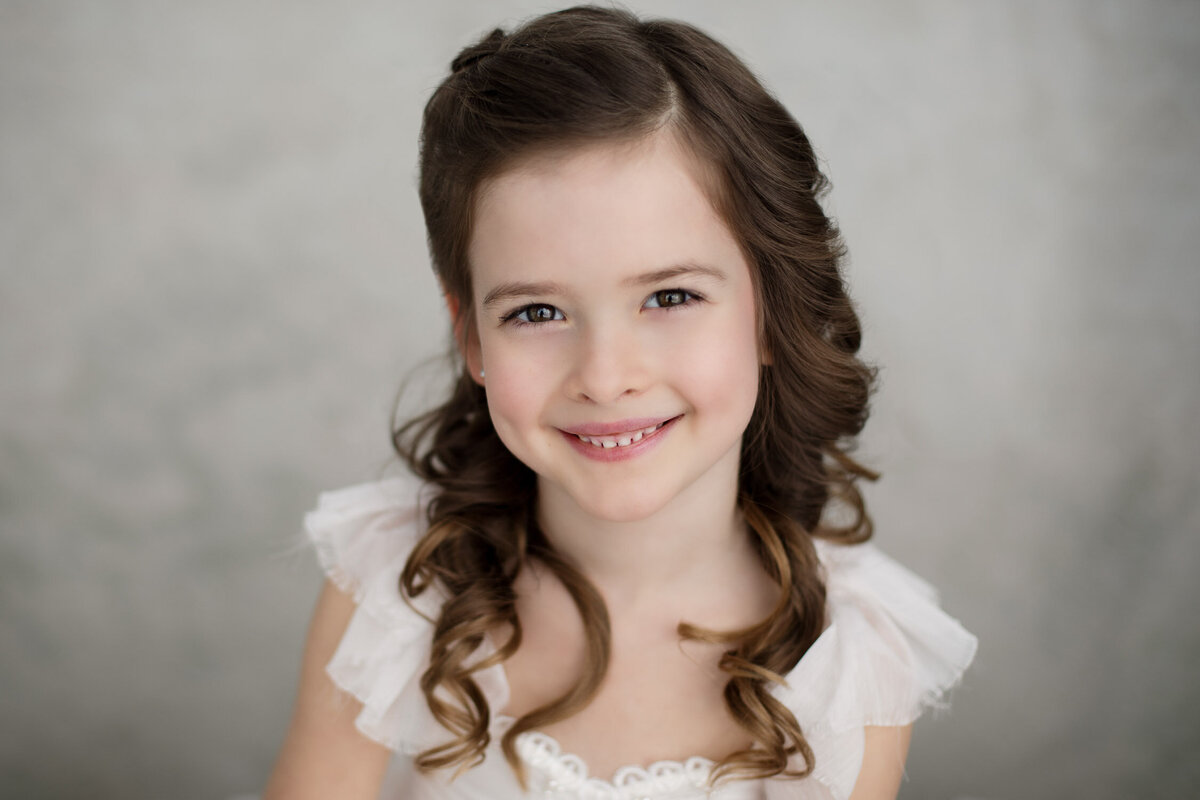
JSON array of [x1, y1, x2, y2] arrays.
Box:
[[631, 431, 643, 443], [602, 440, 617, 449], [617, 436, 632, 446]]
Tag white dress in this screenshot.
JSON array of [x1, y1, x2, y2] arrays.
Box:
[[306, 476, 977, 800]]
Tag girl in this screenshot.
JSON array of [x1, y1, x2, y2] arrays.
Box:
[[266, 6, 976, 799]]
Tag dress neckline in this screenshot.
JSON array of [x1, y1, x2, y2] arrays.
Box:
[[483, 625, 832, 797], [493, 714, 725, 798]]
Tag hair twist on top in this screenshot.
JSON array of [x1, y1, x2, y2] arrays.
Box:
[[396, 5, 878, 789], [450, 28, 506, 73]]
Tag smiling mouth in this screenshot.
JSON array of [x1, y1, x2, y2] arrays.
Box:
[[570, 419, 674, 449]]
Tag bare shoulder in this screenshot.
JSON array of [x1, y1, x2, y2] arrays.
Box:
[[847, 725, 913, 800], [263, 580, 392, 800]]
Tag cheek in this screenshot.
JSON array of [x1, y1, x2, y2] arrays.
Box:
[[674, 308, 762, 416], [483, 375, 538, 468], [479, 340, 561, 451], [483, 364, 535, 428]]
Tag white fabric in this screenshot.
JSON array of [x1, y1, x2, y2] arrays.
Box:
[[305, 475, 977, 800]]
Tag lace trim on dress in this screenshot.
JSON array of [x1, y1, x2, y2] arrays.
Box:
[[497, 715, 726, 800]]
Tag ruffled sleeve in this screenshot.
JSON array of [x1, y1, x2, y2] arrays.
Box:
[[767, 541, 978, 800], [304, 475, 510, 755]]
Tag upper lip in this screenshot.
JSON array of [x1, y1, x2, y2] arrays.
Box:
[[559, 416, 678, 437]]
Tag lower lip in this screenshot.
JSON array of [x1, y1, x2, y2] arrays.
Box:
[[559, 417, 679, 463]]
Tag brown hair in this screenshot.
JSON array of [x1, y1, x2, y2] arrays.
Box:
[[393, 4, 876, 787]]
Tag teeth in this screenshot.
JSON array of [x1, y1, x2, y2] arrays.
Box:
[[575, 420, 668, 448]]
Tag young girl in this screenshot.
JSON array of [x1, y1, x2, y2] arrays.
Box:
[[265, 6, 976, 799]]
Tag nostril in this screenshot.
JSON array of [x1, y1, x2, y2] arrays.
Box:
[[567, 331, 651, 404]]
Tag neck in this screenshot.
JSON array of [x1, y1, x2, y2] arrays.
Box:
[[533, 460, 754, 606]]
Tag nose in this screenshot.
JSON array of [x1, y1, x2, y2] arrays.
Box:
[[565, 321, 649, 404]]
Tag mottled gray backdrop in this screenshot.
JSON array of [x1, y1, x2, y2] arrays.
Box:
[[2, 1, 1197, 798]]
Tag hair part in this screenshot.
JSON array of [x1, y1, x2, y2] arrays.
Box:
[[395, 4, 876, 788]]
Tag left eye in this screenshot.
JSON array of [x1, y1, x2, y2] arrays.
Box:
[[644, 289, 693, 309], [509, 303, 564, 324]]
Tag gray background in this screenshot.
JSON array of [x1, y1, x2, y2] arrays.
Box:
[[2, 1, 1197, 798]]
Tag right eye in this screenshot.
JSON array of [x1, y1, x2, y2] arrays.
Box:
[[506, 304, 564, 325]]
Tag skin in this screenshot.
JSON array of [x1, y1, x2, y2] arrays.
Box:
[[263, 582, 391, 800], [265, 131, 910, 798]]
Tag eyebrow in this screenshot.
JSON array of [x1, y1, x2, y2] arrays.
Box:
[[625, 263, 728, 288], [480, 263, 728, 309]]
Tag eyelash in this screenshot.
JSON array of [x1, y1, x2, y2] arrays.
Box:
[[502, 304, 564, 326], [644, 289, 700, 310], [501, 289, 703, 327]]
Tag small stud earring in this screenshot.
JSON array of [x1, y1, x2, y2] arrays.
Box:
[[479, 369, 485, 378]]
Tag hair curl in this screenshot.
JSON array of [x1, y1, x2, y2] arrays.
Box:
[[393, 4, 877, 788]]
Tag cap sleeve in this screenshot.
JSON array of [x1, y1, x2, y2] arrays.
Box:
[[304, 475, 509, 754], [768, 541, 978, 800]]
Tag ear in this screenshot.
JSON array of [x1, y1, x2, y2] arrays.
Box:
[[444, 290, 485, 385]]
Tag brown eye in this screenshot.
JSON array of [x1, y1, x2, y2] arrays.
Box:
[[512, 304, 564, 324], [646, 289, 692, 308]]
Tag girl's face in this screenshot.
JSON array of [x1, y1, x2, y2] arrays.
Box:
[[464, 132, 762, 524]]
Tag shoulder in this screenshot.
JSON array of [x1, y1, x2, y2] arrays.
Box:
[[299, 473, 507, 754], [266, 475, 448, 798], [789, 541, 978, 726], [767, 541, 977, 800], [265, 581, 393, 799], [305, 474, 432, 596]]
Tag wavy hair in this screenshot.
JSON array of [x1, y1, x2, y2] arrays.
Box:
[[393, 5, 877, 787]]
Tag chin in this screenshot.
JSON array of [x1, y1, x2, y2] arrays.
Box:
[[574, 483, 674, 524]]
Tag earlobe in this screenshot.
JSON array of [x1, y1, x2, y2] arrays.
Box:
[[444, 291, 485, 386], [463, 333, 485, 386], [444, 292, 461, 322]]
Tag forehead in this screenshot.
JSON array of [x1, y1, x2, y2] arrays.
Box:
[[467, 132, 746, 294]]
